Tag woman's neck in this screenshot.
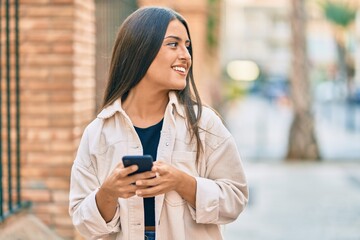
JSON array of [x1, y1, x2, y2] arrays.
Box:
[[122, 88, 168, 128]]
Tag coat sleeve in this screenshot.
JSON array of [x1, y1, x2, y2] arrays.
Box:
[[188, 112, 249, 224], [69, 126, 121, 239]]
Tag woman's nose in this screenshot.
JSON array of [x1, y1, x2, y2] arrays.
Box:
[[179, 46, 191, 61]]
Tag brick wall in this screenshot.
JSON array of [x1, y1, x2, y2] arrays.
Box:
[[14, 1, 220, 239], [20, 0, 95, 239]]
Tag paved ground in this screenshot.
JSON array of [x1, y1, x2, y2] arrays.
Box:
[[0, 212, 62, 240], [223, 162, 360, 240]]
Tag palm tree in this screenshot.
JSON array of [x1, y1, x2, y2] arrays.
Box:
[[320, 0, 356, 86], [287, 0, 320, 160], [319, 0, 357, 130]]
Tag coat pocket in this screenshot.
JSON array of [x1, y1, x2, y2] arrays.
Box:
[[93, 141, 126, 184], [171, 151, 198, 177]]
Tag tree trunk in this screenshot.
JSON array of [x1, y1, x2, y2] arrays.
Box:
[[287, 0, 320, 161], [336, 41, 348, 83]]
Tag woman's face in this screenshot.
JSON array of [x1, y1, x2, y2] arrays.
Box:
[[142, 19, 192, 92]]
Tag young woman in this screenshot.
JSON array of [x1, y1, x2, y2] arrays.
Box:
[[69, 7, 248, 240]]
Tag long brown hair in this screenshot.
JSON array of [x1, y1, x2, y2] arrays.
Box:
[[102, 7, 203, 162]]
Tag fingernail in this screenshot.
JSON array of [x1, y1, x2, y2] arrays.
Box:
[[136, 191, 142, 196]]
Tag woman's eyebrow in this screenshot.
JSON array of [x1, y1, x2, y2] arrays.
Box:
[[164, 35, 190, 43], [164, 35, 181, 40]]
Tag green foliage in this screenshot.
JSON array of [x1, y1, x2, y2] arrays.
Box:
[[319, 0, 357, 28], [207, 0, 219, 51], [223, 82, 247, 101]]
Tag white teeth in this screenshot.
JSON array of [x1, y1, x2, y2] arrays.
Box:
[[173, 66, 186, 73]]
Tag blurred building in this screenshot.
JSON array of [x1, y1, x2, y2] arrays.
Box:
[[222, 0, 360, 87], [222, 0, 290, 78], [222, 0, 360, 161], [0, 0, 221, 239]]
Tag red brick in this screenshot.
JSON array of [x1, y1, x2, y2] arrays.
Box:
[[50, 129, 74, 140], [74, 66, 94, 78], [22, 189, 52, 202], [52, 44, 73, 54], [27, 153, 74, 165], [22, 141, 51, 152], [50, 140, 77, 152], [26, 54, 73, 66], [34, 203, 69, 215], [51, 18, 74, 29], [51, 0, 74, 4], [50, 92, 74, 102], [20, 18, 50, 30], [75, 0, 94, 11], [26, 128, 73, 141], [23, 30, 73, 43], [25, 80, 73, 91], [50, 167, 72, 178], [16, 0, 96, 239], [45, 178, 71, 189], [22, 6, 74, 17], [21, 116, 50, 127], [21, 44, 51, 54], [22, 103, 50, 115], [74, 88, 95, 101], [20, 67, 50, 79], [21, 166, 50, 178], [52, 190, 70, 203], [20, 0, 50, 4], [47, 103, 73, 114]]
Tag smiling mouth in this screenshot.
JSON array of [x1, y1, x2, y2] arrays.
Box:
[[172, 66, 186, 74]]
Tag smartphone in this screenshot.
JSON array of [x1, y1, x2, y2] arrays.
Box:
[[122, 155, 153, 176]]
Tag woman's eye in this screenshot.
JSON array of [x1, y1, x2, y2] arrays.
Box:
[[167, 42, 178, 47]]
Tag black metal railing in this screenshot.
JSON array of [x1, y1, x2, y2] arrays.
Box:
[[0, 0, 29, 222]]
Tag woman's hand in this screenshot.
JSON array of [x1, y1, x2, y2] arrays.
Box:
[[95, 162, 157, 222], [99, 162, 156, 199], [135, 161, 197, 207]]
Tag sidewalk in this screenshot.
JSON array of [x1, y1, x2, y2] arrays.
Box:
[[0, 212, 62, 240], [223, 162, 360, 240]]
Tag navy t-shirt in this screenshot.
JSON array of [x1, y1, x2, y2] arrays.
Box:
[[134, 119, 163, 227]]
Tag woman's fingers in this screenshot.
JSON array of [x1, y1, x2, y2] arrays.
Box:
[[135, 174, 160, 187], [117, 184, 138, 198], [152, 161, 176, 176], [117, 165, 138, 178], [101, 164, 159, 199], [136, 185, 164, 198], [107, 161, 181, 198], [132, 170, 157, 180], [135, 173, 173, 197]]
